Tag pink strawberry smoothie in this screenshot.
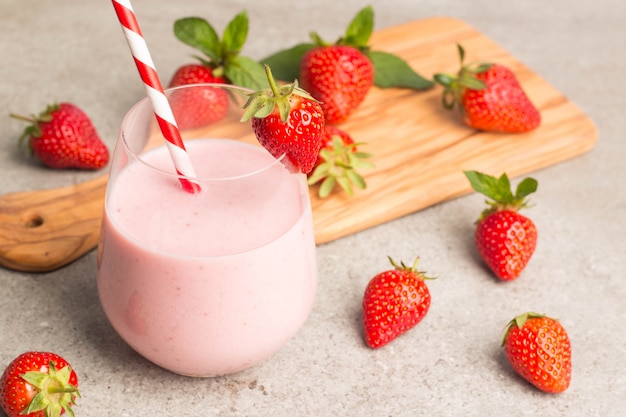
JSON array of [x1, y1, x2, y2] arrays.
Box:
[[97, 139, 317, 376]]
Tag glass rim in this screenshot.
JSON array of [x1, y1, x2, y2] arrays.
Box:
[[119, 83, 288, 182]]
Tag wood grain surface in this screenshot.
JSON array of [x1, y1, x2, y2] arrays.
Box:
[[310, 16, 597, 243], [0, 17, 597, 272]]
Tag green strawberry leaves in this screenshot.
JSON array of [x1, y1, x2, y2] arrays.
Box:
[[10, 104, 59, 154], [308, 136, 374, 198], [222, 11, 248, 52], [464, 170, 538, 219], [20, 361, 79, 417], [434, 44, 492, 110], [174, 17, 220, 62], [260, 6, 433, 91], [241, 65, 316, 123], [173, 12, 266, 89]]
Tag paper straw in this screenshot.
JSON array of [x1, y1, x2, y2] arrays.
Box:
[[112, 0, 200, 193]]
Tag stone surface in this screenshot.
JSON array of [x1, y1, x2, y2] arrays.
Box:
[[1, 1, 624, 416]]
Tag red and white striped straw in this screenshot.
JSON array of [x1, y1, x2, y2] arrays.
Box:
[[111, 0, 200, 193]]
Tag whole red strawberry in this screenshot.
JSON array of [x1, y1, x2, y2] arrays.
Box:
[[168, 69, 230, 130], [300, 44, 374, 125], [241, 65, 324, 174], [261, 6, 433, 116], [10, 103, 109, 170], [435, 44, 541, 133], [168, 38, 229, 130], [502, 312, 572, 393], [464, 170, 538, 280], [362, 257, 433, 349], [298, 6, 377, 125], [307, 125, 373, 198], [169, 63, 226, 88], [0, 351, 80, 417]]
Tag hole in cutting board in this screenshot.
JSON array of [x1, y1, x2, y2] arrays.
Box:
[[24, 213, 44, 228]]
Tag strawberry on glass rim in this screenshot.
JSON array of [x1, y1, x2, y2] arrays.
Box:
[[241, 65, 325, 175]]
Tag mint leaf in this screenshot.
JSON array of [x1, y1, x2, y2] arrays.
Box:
[[173, 17, 220, 62], [343, 5, 374, 47], [369, 51, 433, 90], [260, 43, 315, 81], [225, 56, 267, 90], [464, 170, 513, 202], [515, 177, 538, 200], [222, 11, 248, 53], [495, 173, 514, 202]]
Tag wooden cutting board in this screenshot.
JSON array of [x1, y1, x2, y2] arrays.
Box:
[[0, 17, 597, 272], [311, 16, 597, 243]]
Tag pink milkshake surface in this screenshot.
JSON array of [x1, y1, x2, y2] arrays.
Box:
[[97, 139, 317, 376]]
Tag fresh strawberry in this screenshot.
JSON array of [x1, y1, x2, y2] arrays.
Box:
[[0, 351, 80, 417], [169, 63, 226, 87], [10, 103, 109, 170], [168, 69, 230, 130], [261, 6, 433, 124], [434, 44, 541, 133], [300, 44, 374, 124], [307, 125, 373, 198], [241, 65, 324, 174], [502, 312, 572, 393], [464, 170, 538, 280], [362, 257, 433, 349], [169, 11, 266, 90]]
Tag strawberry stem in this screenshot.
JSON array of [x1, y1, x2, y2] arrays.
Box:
[[264, 64, 281, 98], [8, 113, 35, 123], [387, 256, 436, 280], [241, 65, 318, 124]]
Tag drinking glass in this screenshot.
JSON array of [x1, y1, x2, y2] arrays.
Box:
[[97, 84, 318, 377]]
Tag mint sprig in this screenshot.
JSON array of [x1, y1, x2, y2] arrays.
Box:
[[464, 170, 538, 220], [173, 11, 266, 89]]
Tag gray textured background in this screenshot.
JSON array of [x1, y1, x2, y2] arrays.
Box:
[[1, 1, 624, 416]]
